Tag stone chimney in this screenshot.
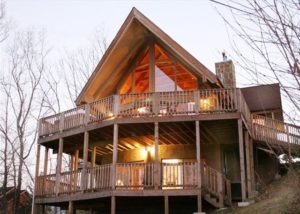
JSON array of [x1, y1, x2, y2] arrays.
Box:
[[215, 53, 236, 88]]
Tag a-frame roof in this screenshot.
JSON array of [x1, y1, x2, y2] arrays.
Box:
[[75, 7, 219, 105]]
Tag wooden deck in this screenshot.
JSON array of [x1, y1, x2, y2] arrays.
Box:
[[39, 89, 245, 137], [38, 88, 300, 148], [35, 162, 231, 207]]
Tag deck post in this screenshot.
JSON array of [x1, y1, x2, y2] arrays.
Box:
[[90, 146, 96, 189], [164, 195, 169, 214], [113, 95, 120, 117], [154, 122, 159, 189], [238, 119, 246, 201], [43, 147, 48, 176], [244, 131, 252, 198], [35, 144, 41, 182], [149, 39, 155, 92], [112, 124, 119, 189], [195, 120, 202, 212], [81, 131, 89, 190], [249, 138, 255, 192], [111, 196, 116, 214], [68, 201, 74, 214], [32, 144, 41, 214], [55, 138, 64, 195]]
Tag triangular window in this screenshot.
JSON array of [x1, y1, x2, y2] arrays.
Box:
[[119, 44, 198, 94]]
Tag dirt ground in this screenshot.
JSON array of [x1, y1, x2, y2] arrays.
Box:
[[214, 171, 300, 214]]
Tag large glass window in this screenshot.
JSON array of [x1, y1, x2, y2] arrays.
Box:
[[119, 44, 198, 94]]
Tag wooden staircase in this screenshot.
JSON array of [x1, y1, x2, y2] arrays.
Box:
[[201, 163, 232, 208]]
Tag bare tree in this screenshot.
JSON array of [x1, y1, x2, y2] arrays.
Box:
[[211, 0, 300, 124], [57, 28, 107, 108], [0, 30, 49, 213]]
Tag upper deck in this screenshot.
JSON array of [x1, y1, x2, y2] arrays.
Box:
[[38, 88, 300, 149]]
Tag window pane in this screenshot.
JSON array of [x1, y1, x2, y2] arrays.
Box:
[[155, 63, 175, 92], [134, 65, 149, 93], [120, 74, 132, 94]]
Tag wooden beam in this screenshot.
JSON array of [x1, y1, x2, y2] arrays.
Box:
[[112, 124, 119, 189], [111, 196, 116, 214], [154, 122, 159, 189], [249, 138, 255, 193], [75, 149, 79, 171], [55, 138, 63, 195], [81, 131, 89, 190], [35, 144, 41, 178], [149, 39, 155, 92], [195, 121, 202, 212], [43, 147, 48, 176], [238, 119, 246, 201], [33, 144, 41, 214], [68, 201, 74, 214], [245, 131, 252, 198], [164, 195, 169, 214]]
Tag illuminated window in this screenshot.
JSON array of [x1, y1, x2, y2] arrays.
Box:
[[119, 44, 198, 94]]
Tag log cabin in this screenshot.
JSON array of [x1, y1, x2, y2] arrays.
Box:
[[33, 8, 300, 214]]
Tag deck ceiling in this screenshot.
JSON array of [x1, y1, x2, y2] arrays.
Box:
[[44, 120, 238, 157]]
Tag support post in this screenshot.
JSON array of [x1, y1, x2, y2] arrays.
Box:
[[195, 121, 202, 212], [68, 201, 74, 214], [55, 138, 64, 195], [245, 131, 252, 198], [81, 131, 89, 190], [32, 144, 41, 214], [238, 119, 246, 201], [112, 124, 119, 189], [43, 147, 48, 176], [154, 122, 159, 189], [73, 149, 79, 192], [111, 196, 116, 214], [164, 195, 169, 214], [35, 144, 41, 181], [90, 146, 97, 189], [249, 138, 255, 192], [149, 39, 155, 92]]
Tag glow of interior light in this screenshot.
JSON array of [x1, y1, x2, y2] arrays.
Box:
[[162, 159, 182, 164], [108, 112, 114, 117], [116, 179, 124, 186], [140, 146, 154, 158], [137, 107, 147, 114]]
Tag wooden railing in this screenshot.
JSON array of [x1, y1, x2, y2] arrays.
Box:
[[39, 89, 242, 137], [252, 115, 300, 146], [35, 162, 231, 207], [87, 164, 111, 190], [161, 161, 197, 189], [116, 162, 155, 189], [35, 174, 56, 196], [202, 163, 232, 206]]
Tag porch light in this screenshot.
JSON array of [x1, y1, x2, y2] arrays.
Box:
[[141, 146, 154, 158]]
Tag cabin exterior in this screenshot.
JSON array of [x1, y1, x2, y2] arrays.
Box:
[[33, 8, 300, 214]]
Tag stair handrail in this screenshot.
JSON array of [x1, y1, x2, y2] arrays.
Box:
[[201, 162, 232, 206]]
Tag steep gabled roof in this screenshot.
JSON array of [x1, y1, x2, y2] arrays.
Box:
[[76, 7, 219, 105]]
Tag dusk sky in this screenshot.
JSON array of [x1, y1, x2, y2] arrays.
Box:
[[6, 0, 247, 84]]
